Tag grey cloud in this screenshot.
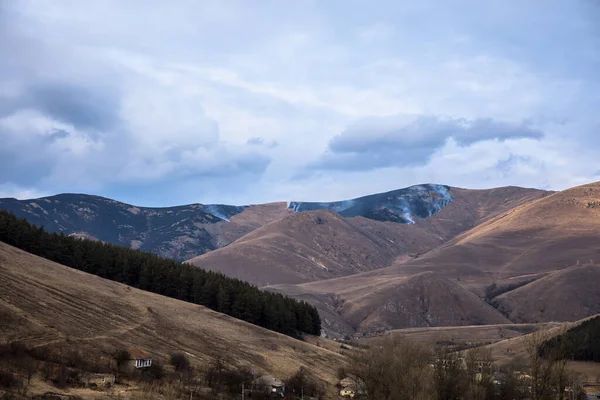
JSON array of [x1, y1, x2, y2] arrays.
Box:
[[247, 137, 279, 148], [183, 152, 272, 179], [495, 153, 533, 177], [311, 115, 544, 172], [0, 21, 272, 193], [27, 83, 121, 131]]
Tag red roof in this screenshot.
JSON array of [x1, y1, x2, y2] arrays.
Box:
[[128, 348, 151, 360]]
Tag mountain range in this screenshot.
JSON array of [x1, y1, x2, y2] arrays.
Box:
[[3, 182, 600, 339]]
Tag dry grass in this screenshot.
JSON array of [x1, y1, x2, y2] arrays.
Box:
[[0, 242, 346, 399], [267, 182, 600, 336], [188, 209, 444, 287], [369, 323, 554, 345]]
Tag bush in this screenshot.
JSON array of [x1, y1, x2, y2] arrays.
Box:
[[0, 370, 23, 389], [142, 361, 165, 381], [285, 367, 324, 399], [205, 358, 252, 394], [169, 353, 190, 372]]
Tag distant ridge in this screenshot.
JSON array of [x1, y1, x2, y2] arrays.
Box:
[[288, 184, 453, 224], [0, 183, 459, 260]]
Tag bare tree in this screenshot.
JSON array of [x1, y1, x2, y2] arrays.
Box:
[[464, 347, 494, 400], [433, 345, 467, 400], [525, 325, 571, 400], [347, 336, 434, 400]]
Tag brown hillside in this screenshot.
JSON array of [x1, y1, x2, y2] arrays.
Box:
[[188, 186, 548, 287], [404, 181, 600, 283], [187, 210, 444, 286], [338, 272, 511, 334], [493, 264, 600, 323], [0, 242, 345, 388], [201, 202, 295, 248], [410, 186, 550, 243], [369, 323, 554, 345], [269, 272, 511, 337]]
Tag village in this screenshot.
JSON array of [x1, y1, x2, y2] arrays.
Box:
[[21, 344, 582, 400]]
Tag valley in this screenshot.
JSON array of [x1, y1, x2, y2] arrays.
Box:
[[3, 182, 600, 340]]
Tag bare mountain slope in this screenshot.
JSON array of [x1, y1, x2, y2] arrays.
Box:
[[187, 210, 444, 286], [268, 183, 600, 336], [0, 242, 345, 387], [493, 264, 600, 323], [339, 271, 511, 334], [0, 194, 295, 261], [389, 181, 600, 288], [269, 272, 510, 336], [0, 184, 547, 265], [188, 186, 548, 287], [411, 185, 550, 242]]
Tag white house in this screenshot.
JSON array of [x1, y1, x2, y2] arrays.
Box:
[[128, 348, 152, 369]]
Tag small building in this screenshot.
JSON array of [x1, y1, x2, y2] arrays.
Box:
[[338, 377, 360, 398], [251, 375, 285, 397], [340, 385, 356, 398], [338, 377, 356, 388], [128, 348, 152, 369]]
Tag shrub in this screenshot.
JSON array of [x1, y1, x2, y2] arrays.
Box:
[[142, 361, 165, 381], [0, 370, 23, 389], [205, 358, 252, 394], [169, 353, 190, 372], [285, 367, 324, 399], [113, 349, 131, 369]]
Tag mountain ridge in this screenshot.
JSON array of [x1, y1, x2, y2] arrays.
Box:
[[0, 183, 480, 261]]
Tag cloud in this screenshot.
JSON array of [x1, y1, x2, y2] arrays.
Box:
[[0, 183, 48, 200], [308, 115, 544, 172], [0, 7, 273, 198], [0, 1, 598, 205], [27, 83, 120, 132]]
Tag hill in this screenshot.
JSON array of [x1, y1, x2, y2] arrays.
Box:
[[0, 242, 346, 392], [493, 264, 600, 323], [186, 210, 444, 286], [269, 272, 511, 337], [0, 193, 258, 261], [0, 184, 547, 263], [368, 323, 553, 345], [395, 181, 600, 288], [188, 186, 548, 286], [264, 183, 600, 336], [0, 210, 321, 338], [289, 183, 453, 223]]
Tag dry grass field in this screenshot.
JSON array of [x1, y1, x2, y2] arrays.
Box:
[[0, 242, 346, 398], [369, 323, 555, 345], [267, 182, 600, 336]]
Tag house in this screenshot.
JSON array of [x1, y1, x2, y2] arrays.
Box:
[[128, 348, 152, 369], [493, 371, 508, 386], [339, 385, 356, 398], [338, 377, 360, 398], [338, 377, 356, 388], [251, 375, 285, 397]]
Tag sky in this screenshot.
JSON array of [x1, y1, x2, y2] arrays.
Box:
[[1, 0, 599, 206]]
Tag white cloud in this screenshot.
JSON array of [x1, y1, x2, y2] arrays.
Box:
[[0, 0, 598, 205]]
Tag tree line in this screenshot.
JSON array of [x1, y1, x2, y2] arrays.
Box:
[[539, 316, 600, 362], [0, 210, 321, 337]]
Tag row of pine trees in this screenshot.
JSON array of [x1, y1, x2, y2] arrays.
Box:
[[0, 210, 321, 337], [539, 315, 600, 362]]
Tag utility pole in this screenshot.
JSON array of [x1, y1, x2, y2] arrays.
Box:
[[301, 386, 304, 400], [241, 382, 244, 400]]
